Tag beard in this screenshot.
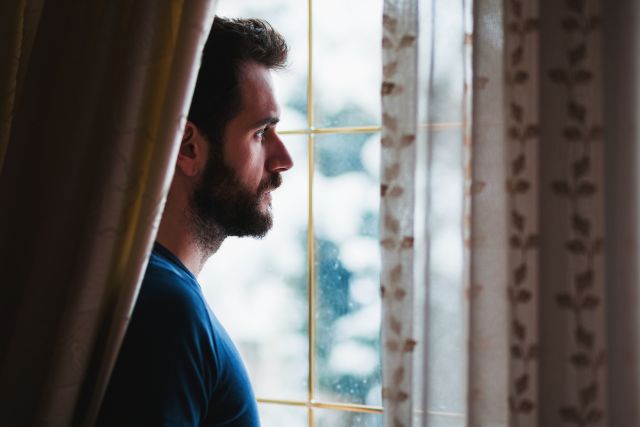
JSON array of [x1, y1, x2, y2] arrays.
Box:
[[188, 143, 282, 252]]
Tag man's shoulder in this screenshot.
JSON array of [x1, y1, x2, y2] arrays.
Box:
[[98, 252, 218, 426], [134, 251, 210, 330]]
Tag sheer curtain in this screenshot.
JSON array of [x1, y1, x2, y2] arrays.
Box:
[[0, 1, 216, 425], [381, 0, 640, 426], [379, 0, 421, 426]]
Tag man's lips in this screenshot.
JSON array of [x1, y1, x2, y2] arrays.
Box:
[[258, 173, 282, 203], [261, 184, 280, 197]]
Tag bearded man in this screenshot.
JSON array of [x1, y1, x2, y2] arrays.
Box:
[[97, 17, 293, 426]]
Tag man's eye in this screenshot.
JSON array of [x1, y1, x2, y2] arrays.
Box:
[[255, 129, 267, 140]]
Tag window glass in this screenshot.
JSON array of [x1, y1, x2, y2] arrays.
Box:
[[259, 404, 308, 427], [314, 133, 381, 405], [314, 408, 383, 427], [313, 0, 383, 128]]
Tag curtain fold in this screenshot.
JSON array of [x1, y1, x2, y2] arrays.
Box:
[[602, 0, 640, 424], [380, 1, 420, 426], [466, 0, 510, 424], [469, 0, 610, 424], [0, 1, 216, 425], [0, 0, 26, 172], [537, 0, 608, 424], [503, 0, 540, 425]]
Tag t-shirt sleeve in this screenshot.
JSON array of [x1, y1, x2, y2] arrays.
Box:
[[97, 272, 217, 427]]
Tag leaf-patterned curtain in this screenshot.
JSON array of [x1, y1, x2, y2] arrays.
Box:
[[381, 0, 640, 425], [380, 0, 420, 426], [0, 1, 216, 425]]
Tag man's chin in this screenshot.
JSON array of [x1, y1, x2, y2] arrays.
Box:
[[260, 201, 273, 216], [227, 211, 273, 238]]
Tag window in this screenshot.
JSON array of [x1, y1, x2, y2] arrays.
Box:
[[199, 0, 384, 426]]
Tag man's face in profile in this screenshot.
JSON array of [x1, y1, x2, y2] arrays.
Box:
[[189, 61, 293, 240]]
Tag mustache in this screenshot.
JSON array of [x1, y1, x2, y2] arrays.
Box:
[[257, 173, 282, 194]]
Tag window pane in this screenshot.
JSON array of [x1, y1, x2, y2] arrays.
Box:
[[313, 133, 382, 405], [200, 135, 309, 400], [258, 403, 308, 427], [216, 0, 308, 131], [313, 0, 383, 128], [314, 408, 383, 427]]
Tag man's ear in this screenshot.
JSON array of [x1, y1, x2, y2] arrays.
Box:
[[177, 121, 208, 177]]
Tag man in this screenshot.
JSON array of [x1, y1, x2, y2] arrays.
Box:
[[97, 17, 293, 426]]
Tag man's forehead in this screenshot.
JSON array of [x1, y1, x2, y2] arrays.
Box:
[[237, 62, 280, 123], [238, 62, 276, 100]]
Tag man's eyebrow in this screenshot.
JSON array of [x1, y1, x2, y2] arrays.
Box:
[[251, 116, 280, 128]]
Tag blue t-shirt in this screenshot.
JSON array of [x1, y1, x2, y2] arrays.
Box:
[[98, 243, 260, 426]]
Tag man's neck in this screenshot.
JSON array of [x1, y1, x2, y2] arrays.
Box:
[[155, 201, 225, 277], [155, 234, 223, 277]]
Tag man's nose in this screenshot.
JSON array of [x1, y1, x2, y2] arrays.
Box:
[[267, 132, 293, 172]]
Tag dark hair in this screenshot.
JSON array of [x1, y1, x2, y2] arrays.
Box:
[[187, 17, 288, 144]]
